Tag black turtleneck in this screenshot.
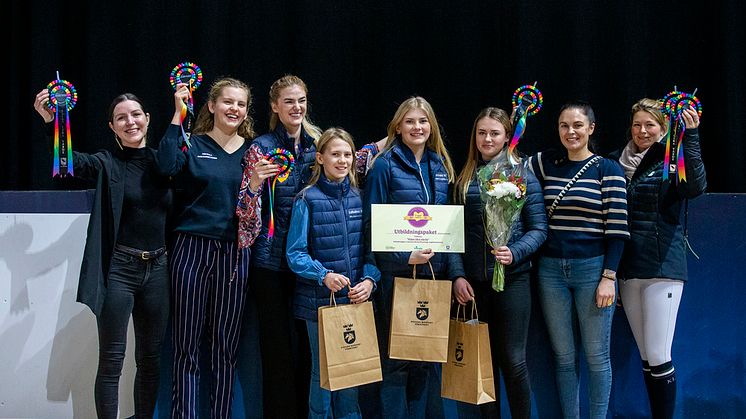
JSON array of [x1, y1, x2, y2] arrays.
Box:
[[117, 147, 170, 251]]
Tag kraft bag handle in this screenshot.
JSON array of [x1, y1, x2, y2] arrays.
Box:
[[327, 284, 353, 306], [411, 260, 436, 281], [455, 302, 466, 322], [470, 299, 479, 321], [455, 299, 480, 322]]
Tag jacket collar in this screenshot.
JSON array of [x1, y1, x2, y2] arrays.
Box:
[[316, 173, 350, 198], [390, 139, 443, 172], [629, 141, 665, 183], [273, 124, 315, 152]]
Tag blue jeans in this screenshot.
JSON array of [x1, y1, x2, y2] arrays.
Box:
[[95, 248, 169, 419], [306, 321, 362, 419], [537, 255, 614, 419]]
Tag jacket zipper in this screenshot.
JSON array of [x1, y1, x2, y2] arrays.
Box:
[[417, 163, 430, 204], [341, 193, 352, 282]]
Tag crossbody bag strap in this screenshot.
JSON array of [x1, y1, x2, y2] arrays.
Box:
[[547, 156, 602, 219]]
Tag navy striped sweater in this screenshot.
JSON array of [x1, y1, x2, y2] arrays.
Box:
[[529, 151, 629, 270]]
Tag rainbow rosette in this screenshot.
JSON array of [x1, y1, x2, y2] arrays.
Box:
[[170, 61, 203, 149], [660, 88, 702, 183], [47, 75, 78, 177], [509, 83, 543, 158], [265, 148, 295, 239]]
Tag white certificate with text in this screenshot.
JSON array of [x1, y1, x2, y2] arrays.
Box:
[[371, 204, 464, 253]]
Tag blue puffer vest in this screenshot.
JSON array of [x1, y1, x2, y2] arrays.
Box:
[[372, 142, 454, 278], [251, 125, 317, 271], [609, 130, 706, 281], [462, 162, 547, 280], [293, 175, 364, 320]]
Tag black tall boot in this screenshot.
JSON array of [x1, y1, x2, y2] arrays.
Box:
[[642, 360, 656, 411], [648, 361, 677, 419]]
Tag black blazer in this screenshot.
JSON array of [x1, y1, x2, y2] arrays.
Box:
[[72, 148, 171, 316]]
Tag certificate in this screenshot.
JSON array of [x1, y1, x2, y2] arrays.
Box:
[[371, 204, 464, 253]]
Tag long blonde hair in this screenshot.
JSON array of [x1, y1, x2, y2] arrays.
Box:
[[454, 107, 513, 203], [268, 75, 322, 140], [306, 127, 358, 188], [193, 77, 255, 139], [375, 96, 455, 182]]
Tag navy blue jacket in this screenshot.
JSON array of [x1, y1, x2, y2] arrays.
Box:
[[462, 161, 547, 281], [609, 129, 706, 281], [251, 125, 317, 271], [286, 175, 380, 321], [363, 140, 465, 279]]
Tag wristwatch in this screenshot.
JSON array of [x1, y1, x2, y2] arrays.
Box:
[[601, 269, 617, 281]]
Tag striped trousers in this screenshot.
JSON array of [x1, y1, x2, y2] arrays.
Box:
[[170, 233, 250, 418]]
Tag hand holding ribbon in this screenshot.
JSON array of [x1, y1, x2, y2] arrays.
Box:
[[169, 62, 203, 150]]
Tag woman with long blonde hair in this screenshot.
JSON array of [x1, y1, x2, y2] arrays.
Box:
[[364, 96, 465, 419]]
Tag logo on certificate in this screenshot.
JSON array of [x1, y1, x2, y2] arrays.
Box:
[[404, 207, 432, 227]]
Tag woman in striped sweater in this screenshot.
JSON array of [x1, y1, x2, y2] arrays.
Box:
[[529, 101, 629, 419]]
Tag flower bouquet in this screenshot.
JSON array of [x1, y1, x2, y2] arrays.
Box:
[[477, 149, 527, 292]]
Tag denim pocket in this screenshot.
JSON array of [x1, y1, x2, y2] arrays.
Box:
[[153, 252, 168, 267], [111, 249, 135, 264]]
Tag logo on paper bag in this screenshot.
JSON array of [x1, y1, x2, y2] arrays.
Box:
[[404, 207, 432, 227], [416, 301, 430, 320], [454, 341, 465, 366], [341, 323, 359, 350], [342, 324, 355, 345]]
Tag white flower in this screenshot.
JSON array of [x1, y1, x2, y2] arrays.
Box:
[[486, 180, 520, 199]]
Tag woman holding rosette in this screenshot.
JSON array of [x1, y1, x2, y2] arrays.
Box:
[[34, 90, 172, 419], [529, 101, 629, 419], [609, 99, 705, 418], [452, 107, 547, 418]]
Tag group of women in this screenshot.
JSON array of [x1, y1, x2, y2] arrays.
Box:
[[33, 73, 705, 419]]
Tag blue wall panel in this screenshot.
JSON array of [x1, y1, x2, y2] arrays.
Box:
[[3, 192, 743, 418]]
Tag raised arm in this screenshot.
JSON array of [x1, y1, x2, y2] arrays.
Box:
[[157, 84, 192, 176]]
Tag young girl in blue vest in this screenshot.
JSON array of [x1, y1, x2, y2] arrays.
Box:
[[286, 127, 381, 419], [364, 96, 466, 419]]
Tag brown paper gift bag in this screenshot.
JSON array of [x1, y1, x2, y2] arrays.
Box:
[[318, 292, 382, 391], [441, 301, 496, 404], [389, 262, 452, 362]]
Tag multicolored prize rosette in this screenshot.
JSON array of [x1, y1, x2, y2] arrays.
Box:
[[170, 61, 203, 150], [509, 82, 543, 158], [47, 72, 78, 177], [660, 87, 702, 183], [265, 148, 295, 239]]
